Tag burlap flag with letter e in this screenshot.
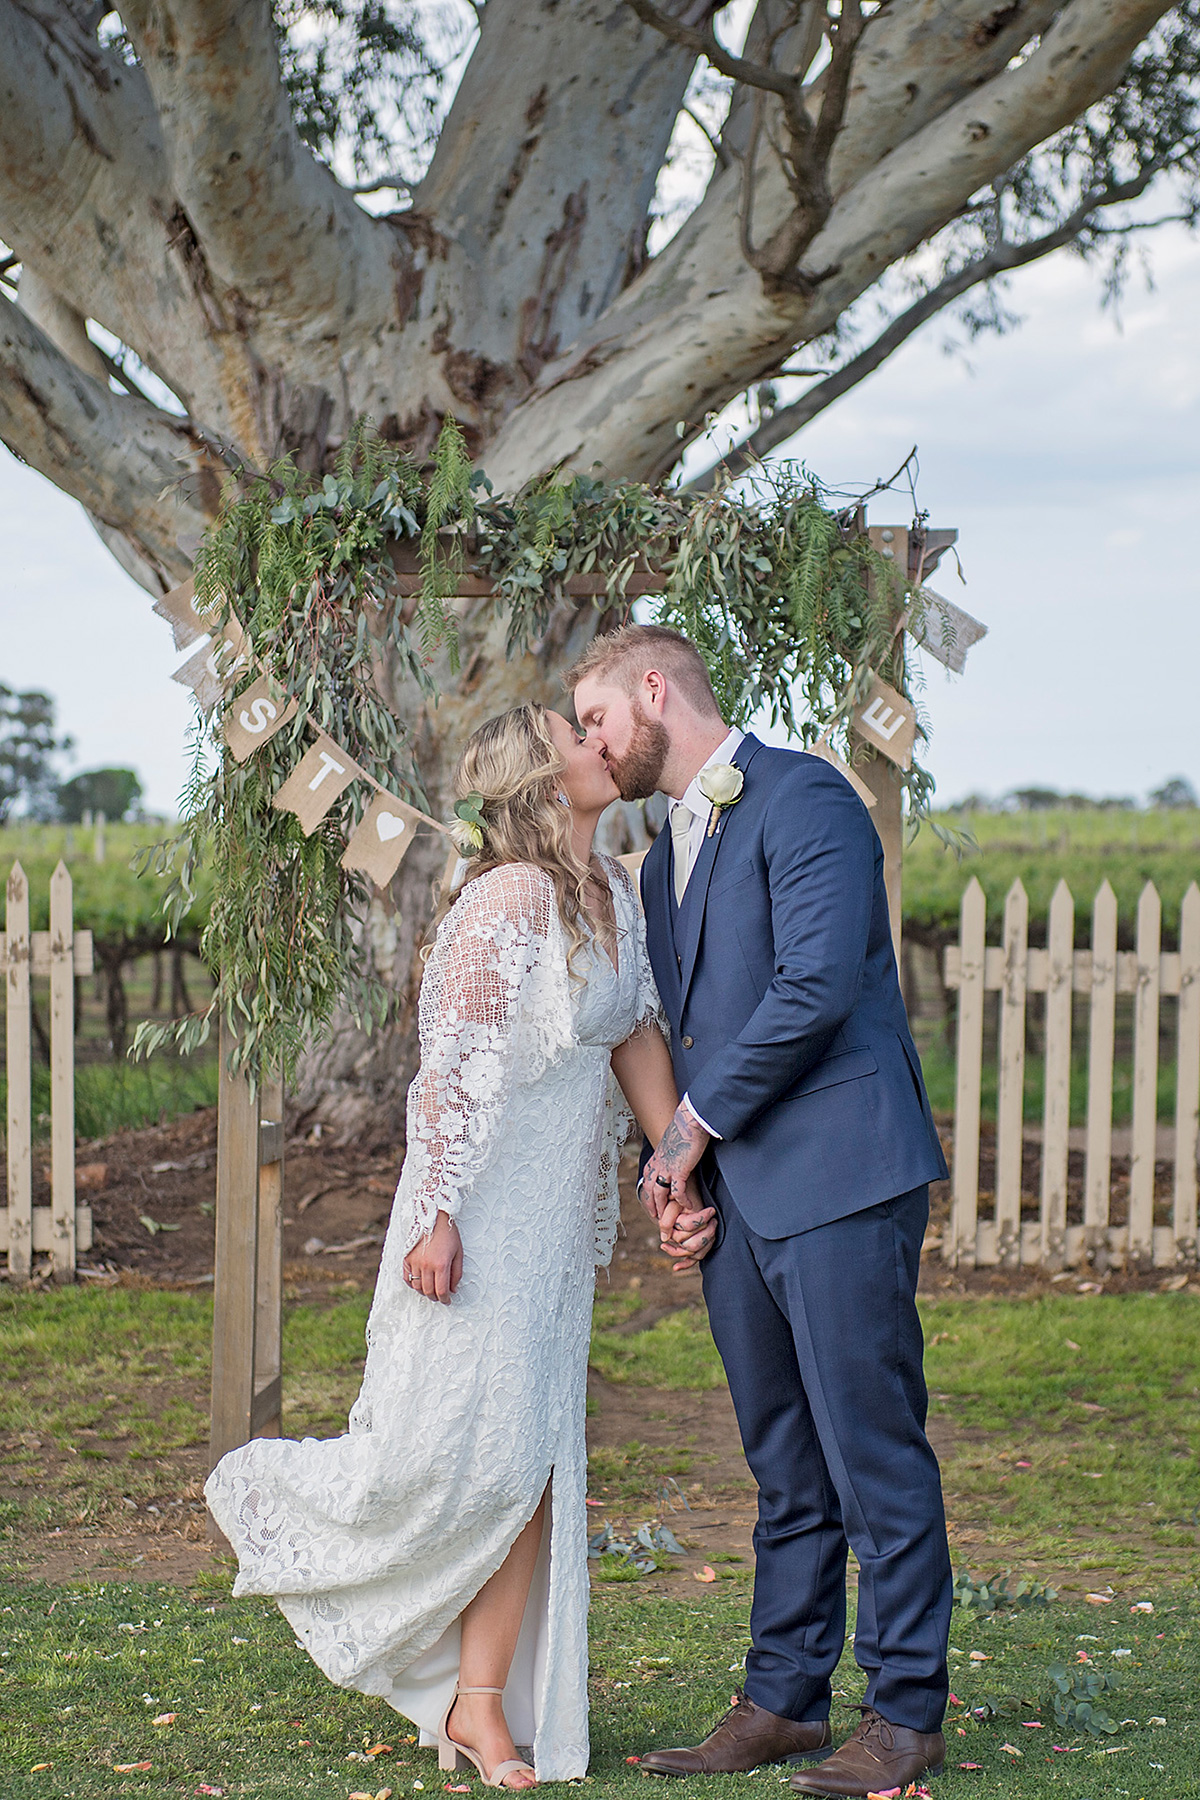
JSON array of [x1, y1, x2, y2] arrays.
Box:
[[852, 673, 916, 770]]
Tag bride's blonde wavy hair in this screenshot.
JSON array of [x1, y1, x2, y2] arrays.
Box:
[[435, 702, 600, 970]]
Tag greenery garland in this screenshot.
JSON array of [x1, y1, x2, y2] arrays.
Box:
[[134, 420, 935, 1085]]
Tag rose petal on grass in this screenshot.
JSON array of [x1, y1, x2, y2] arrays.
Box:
[[1050, 1746, 1081, 1753], [367, 1744, 394, 1756], [30, 1765, 52, 1773], [958, 1765, 983, 1772], [1085, 1591, 1112, 1603], [1021, 1721, 1043, 1728], [968, 1651, 990, 1662], [1015, 1460, 1032, 1469], [865, 1789, 901, 1799], [694, 1566, 717, 1583], [948, 1694, 961, 1706], [113, 1764, 152, 1774], [1132, 1601, 1155, 1613], [194, 1788, 225, 1796], [445, 1786, 471, 1794], [626, 1757, 641, 1764], [999, 1744, 1023, 1756], [151, 1712, 176, 1726]]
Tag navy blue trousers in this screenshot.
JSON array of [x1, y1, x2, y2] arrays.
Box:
[[700, 1177, 952, 1734]]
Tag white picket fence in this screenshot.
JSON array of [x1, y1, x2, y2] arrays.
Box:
[[2, 861, 94, 1280], [942, 877, 1200, 1270]]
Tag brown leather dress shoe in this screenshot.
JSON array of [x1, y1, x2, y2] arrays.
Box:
[[789, 1708, 944, 1796], [639, 1691, 834, 1777]]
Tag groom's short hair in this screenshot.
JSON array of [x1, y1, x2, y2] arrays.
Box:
[[565, 624, 722, 719]]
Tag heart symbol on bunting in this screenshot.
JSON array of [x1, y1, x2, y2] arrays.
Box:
[[341, 791, 424, 888]]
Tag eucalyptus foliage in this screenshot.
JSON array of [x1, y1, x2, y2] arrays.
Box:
[[134, 420, 931, 1084]]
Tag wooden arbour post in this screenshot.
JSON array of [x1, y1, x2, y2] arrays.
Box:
[[208, 1018, 284, 1522], [855, 522, 959, 965]]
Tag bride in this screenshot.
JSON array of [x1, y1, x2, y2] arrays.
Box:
[[206, 702, 715, 1788]]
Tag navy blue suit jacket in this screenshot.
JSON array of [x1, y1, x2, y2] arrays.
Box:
[[641, 734, 948, 1238]]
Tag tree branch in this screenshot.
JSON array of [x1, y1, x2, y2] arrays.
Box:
[[0, 290, 224, 590], [0, 0, 260, 444], [415, 0, 701, 390], [118, 0, 401, 340], [482, 0, 1176, 488], [686, 168, 1163, 490]]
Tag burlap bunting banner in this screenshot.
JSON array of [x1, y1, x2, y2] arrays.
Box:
[[340, 792, 426, 886], [907, 589, 987, 675], [852, 672, 916, 770], [223, 675, 299, 763], [271, 731, 364, 835]]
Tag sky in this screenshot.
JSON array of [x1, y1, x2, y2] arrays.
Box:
[[2, 225, 1199, 817]]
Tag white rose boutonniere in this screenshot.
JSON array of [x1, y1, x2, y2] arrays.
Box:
[[697, 763, 745, 836]]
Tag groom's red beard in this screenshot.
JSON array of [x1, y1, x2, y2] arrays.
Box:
[[605, 709, 670, 801]]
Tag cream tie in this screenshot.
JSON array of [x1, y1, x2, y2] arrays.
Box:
[[671, 801, 694, 907]]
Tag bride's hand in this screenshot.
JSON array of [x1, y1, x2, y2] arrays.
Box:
[[660, 1175, 717, 1274], [403, 1210, 464, 1303]]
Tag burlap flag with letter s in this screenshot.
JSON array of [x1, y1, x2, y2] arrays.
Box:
[[223, 675, 299, 762]]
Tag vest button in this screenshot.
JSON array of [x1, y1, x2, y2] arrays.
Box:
[[681, 1034, 694, 1049]]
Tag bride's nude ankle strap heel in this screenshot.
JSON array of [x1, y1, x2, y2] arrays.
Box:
[[438, 1684, 537, 1789]]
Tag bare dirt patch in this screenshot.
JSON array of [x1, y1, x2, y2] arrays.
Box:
[[9, 1108, 1196, 1590]]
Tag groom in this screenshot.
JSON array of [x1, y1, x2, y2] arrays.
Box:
[[569, 626, 952, 1798]]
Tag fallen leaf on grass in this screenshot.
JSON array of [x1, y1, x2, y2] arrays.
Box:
[[694, 1566, 717, 1582], [113, 1763, 153, 1774]]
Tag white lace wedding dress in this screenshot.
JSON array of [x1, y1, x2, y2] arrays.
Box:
[[205, 858, 659, 1781]]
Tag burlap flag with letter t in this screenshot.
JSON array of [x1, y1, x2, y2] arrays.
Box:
[[272, 731, 362, 834]]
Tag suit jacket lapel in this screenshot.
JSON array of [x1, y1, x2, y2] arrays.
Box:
[[677, 734, 764, 1005]]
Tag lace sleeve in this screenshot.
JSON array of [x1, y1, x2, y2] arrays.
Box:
[[592, 860, 666, 1269], [607, 857, 665, 1037], [398, 864, 573, 1250]]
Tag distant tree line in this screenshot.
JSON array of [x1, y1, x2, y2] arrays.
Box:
[[945, 777, 1199, 815], [0, 682, 144, 824]]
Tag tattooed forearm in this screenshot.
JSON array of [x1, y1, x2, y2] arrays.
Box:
[[644, 1102, 709, 1203]]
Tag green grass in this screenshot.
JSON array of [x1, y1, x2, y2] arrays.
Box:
[[4, 1287, 1198, 1582], [918, 1036, 1181, 1125], [0, 1289, 371, 1534], [906, 807, 1200, 941], [1, 1574, 1197, 1796], [0, 1052, 219, 1143]]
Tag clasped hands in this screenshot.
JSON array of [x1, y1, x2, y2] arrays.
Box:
[[641, 1102, 716, 1274]]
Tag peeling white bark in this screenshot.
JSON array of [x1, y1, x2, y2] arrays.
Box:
[[0, 290, 219, 586]]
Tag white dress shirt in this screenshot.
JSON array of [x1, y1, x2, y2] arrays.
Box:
[[673, 727, 745, 1141]]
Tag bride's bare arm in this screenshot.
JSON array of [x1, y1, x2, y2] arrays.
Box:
[[610, 1026, 716, 1269]]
